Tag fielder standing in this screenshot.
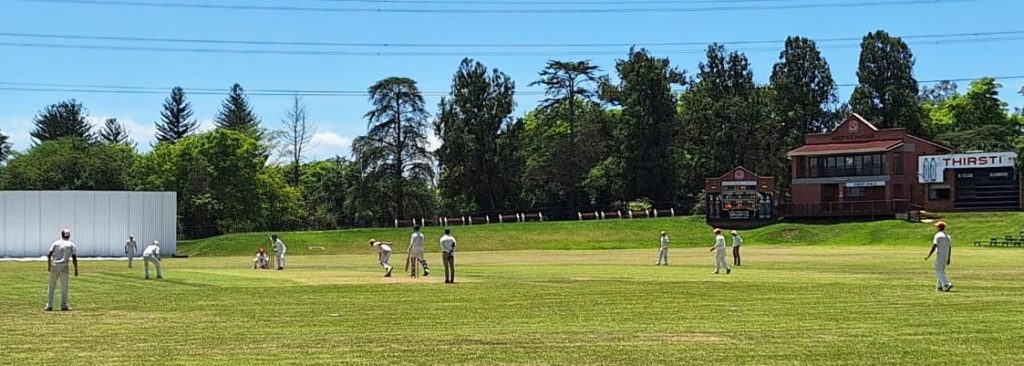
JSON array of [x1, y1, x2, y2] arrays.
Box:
[[45, 229, 78, 311], [656, 231, 669, 266], [925, 221, 953, 292], [370, 239, 394, 277], [124, 235, 138, 268], [143, 240, 163, 279], [408, 226, 430, 277], [439, 229, 457, 283], [709, 229, 731, 274], [271, 235, 287, 270], [731, 230, 743, 266]]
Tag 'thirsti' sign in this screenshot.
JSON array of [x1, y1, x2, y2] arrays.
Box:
[[918, 152, 1017, 183]]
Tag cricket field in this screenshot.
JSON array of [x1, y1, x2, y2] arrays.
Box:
[[2, 242, 1023, 365]]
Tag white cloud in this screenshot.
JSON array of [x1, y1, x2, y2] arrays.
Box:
[[87, 116, 155, 147], [307, 131, 352, 160], [1, 117, 36, 152]]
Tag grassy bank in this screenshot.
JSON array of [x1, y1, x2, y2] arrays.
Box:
[[178, 212, 1024, 256]]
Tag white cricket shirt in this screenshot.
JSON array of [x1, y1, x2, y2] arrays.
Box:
[[715, 235, 727, 251], [410, 232, 425, 254], [143, 244, 160, 257], [373, 242, 392, 253], [933, 232, 951, 260], [440, 235, 457, 253], [732, 235, 743, 247], [49, 240, 77, 266], [274, 239, 287, 254], [660, 235, 669, 249]]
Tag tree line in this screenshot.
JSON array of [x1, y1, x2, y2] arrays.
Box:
[[1, 30, 1022, 238]]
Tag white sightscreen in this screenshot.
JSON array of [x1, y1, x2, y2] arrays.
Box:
[[0, 191, 177, 257]]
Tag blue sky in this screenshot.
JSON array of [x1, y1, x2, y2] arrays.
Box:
[[1, 0, 1023, 160]]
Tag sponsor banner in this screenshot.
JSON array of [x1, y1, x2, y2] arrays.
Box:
[[918, 152, 1017, 183], [845, 181, 885, 188]]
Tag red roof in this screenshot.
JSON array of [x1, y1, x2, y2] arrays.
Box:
[[787, 140, 904, 157]]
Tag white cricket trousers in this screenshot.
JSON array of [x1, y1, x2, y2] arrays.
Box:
[[935, 256, 951, 289], [715, 250, 731, 273], [657, 248, 668, 265], [144, 255, 163, 278], [127, 255, 134, 268], [380, 251, 392, 272], [277, 253, 286, 269], [46, 265, 70, 309]]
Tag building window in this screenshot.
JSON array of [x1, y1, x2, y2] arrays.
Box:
[[893, 152, 903, 175], [845, 187, 866, 198], [807, 153, 886, 178], [929, 188, 951, 200]]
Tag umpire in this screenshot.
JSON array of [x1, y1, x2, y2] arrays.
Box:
[[439, 228, 458, 284]]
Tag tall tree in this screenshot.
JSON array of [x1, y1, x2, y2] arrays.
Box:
[[215, 83, 262, 140], [155, 87, 198, 143], [530, 60, 600, 208], [680, 44, 778, 194], [0, 130, 11, 163], [436, 58, 516, 213], [99, 118, 132, 145], [769, 37, 837, 191], [770, 36, 837, 142], [849, 30, 926, 136], [930, 78, 1021, 152], [280, 94, 317, 186], [30, 99, 93, 143], [600, 48, 685, 202], [355, 77, 434, 219]]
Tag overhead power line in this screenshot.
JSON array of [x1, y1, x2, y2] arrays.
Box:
[[2, 30, 1024, 49], [312, 0, 830, 5], [5, 0, 992, 14], [2, 75, 1023, 97], [2, 35, 1024, 56]]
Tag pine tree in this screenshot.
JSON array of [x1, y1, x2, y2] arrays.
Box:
[[99, 118, 131, 145], [0, 130, 11, 162], [30, 99, 93, 143], [215, 83, 262, 140], [155, 87, 198, 143], [529, 60, 600, 209], [352, 77, 433, 219]]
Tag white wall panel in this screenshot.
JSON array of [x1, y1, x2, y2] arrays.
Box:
[[0, 191, 176, 257]]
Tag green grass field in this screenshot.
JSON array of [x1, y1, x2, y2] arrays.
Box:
[[3, 244, 1023, 365], [180, 212, 1024, 256]]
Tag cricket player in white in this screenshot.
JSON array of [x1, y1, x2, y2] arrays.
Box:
[[709, 229, 731, 274], [925, 221, 953, 292], [408, 226, 430, 277], [656, 231, 669, 266], [439, 229, 457, 283], [370, 239, 394, 277], [271, 235, 286, 270], [46, 229, 78, 311], [143, 240, 163, 279], [124, 235, 138, 268], [731, 230, 743, 266]]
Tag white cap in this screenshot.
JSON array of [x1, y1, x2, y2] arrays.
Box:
[[731, 230, 738, 235]]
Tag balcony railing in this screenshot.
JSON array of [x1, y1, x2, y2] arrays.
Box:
[[778, 199, 910, 218]]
